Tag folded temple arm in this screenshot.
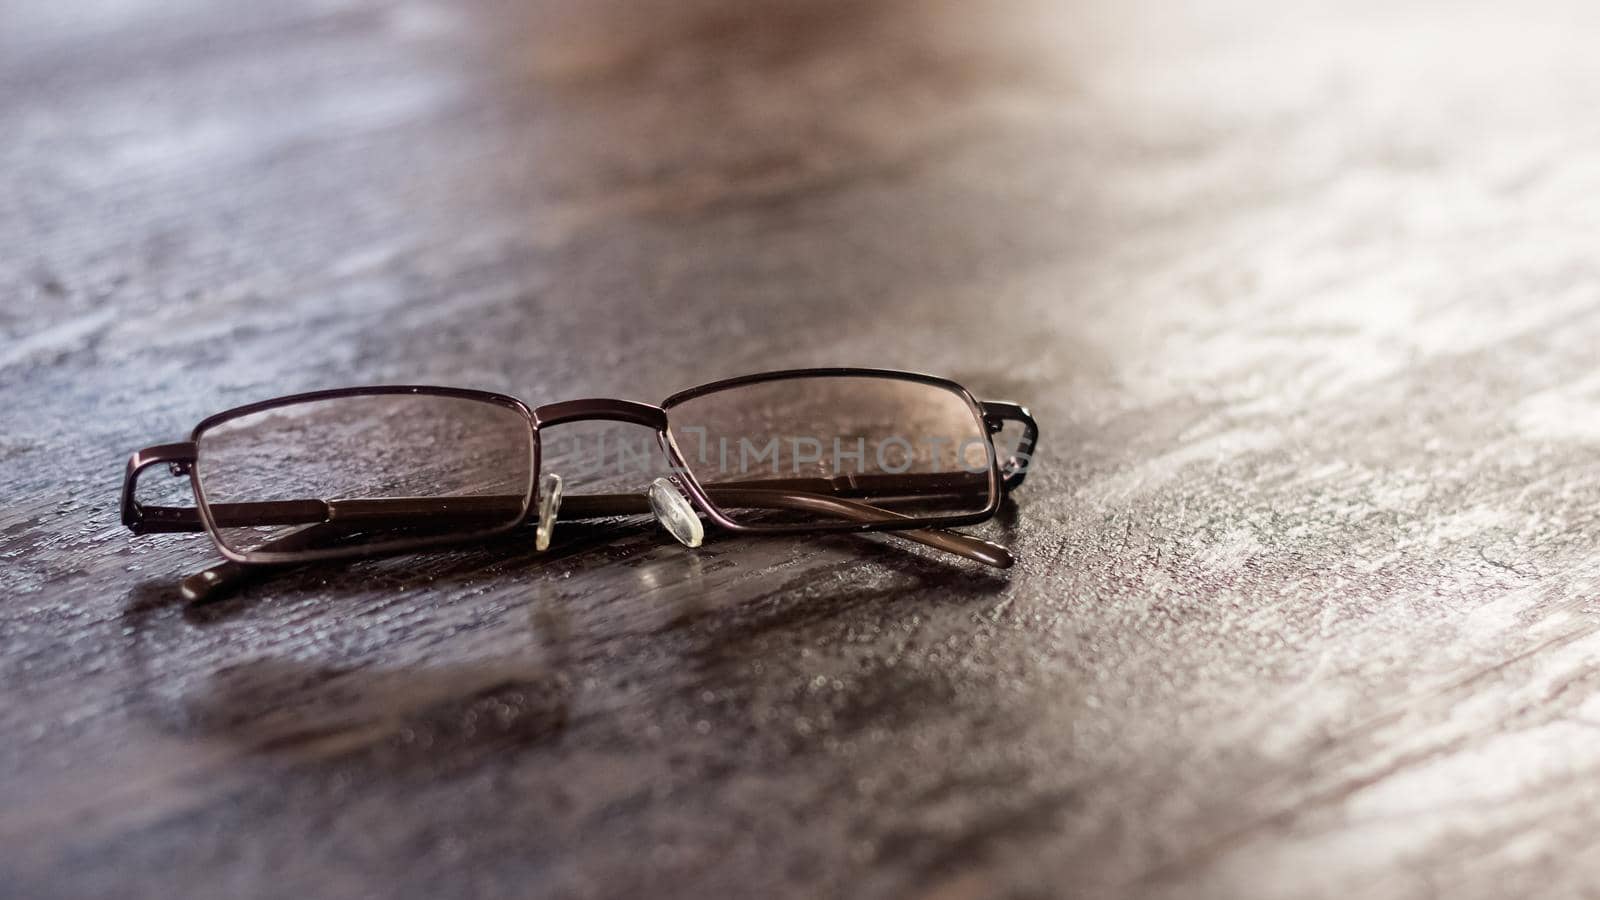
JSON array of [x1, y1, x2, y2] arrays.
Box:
[[172, 487, 1010, 602]]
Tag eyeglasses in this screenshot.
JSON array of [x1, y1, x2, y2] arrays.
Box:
[[122, 368, 1038, 602]]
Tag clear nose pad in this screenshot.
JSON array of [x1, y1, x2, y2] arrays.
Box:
[[648, 477, 703, 549], [535, 472, 563, 552]]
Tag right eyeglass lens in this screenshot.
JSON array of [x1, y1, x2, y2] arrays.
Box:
[[664, 375, 995, 527], [193, 392, 534, 557]]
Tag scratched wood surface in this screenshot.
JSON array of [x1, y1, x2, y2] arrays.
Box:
[[5, 0, 1600, 897]]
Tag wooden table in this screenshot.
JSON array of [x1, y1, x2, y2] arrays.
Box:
[[5, 1, 1600, 896]]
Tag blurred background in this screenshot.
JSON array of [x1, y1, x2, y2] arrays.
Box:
[[9, 0, 1595, 415]]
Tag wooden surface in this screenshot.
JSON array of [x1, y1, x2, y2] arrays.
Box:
[[5, 0, 1600, 897]]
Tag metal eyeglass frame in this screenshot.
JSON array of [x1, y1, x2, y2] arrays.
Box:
[[122, 368, 1039, 601]]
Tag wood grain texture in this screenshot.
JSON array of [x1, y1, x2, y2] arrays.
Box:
[[5, 0, 1600, 897]]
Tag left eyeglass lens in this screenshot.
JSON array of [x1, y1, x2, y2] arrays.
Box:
[[194, 393, 534, 557]]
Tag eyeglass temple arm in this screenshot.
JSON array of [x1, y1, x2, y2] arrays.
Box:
[[124, 468, 1016, 539], [176, 486, 1010, 603], [573, 488, 1012, 568]]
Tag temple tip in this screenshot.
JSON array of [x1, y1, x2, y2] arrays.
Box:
[[973, 540, 1014, 569], [179, 565, 233, 604]]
